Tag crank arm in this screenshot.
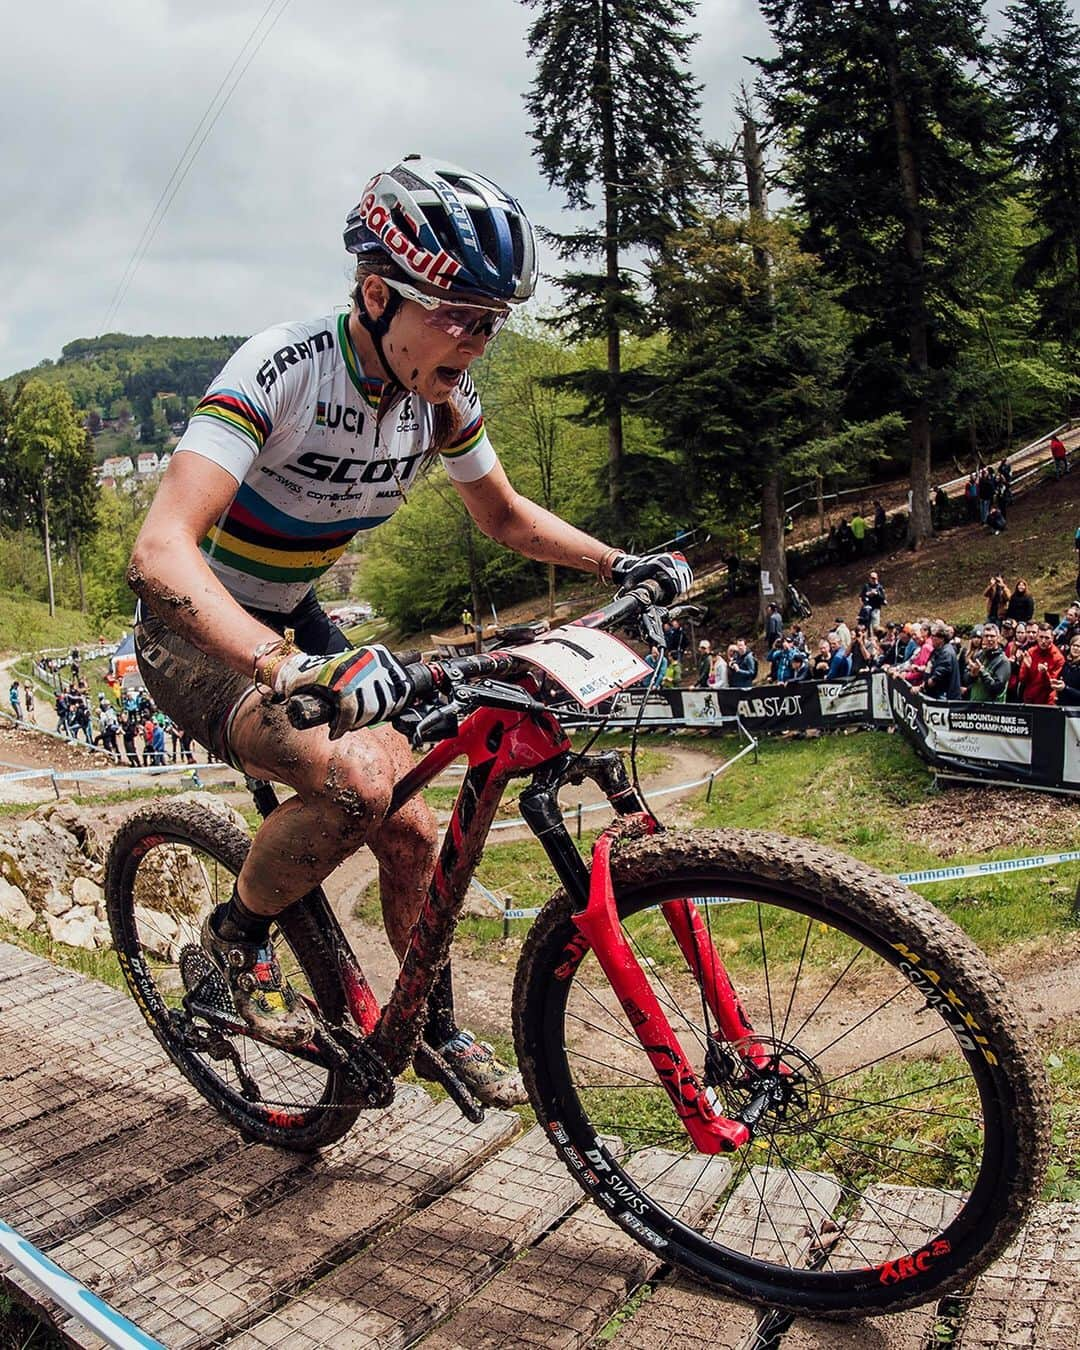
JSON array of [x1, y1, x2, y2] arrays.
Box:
[[414, 1041, 485, 1124]]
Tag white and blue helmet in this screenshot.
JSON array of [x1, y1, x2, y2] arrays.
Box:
[[345, 155, 538, 305]]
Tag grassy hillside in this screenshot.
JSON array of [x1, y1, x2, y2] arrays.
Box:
[[691, 465, 1080, 645], [0, 594, 121, 656]]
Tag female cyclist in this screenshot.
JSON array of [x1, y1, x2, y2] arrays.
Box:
[[127, 155, 690, 1104]]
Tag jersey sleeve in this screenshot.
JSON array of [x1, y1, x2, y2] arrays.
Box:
[[439, 372, 498, 483], [173, 325, 307, 484]]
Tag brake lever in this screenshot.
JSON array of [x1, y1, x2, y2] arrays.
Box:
[[640, 606, 668, 650], [669, 603, 706, 622], [456, 680, 548, 716]]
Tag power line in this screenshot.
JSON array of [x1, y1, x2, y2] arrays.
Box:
[[97, 0, 293, 338]]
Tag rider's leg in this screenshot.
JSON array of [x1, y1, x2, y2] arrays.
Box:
[[224, 693, 524, 1100], [226, 697, 406, 914]]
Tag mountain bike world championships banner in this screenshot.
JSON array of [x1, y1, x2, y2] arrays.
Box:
[[887, 674, 1079, 791], [610, 673, 1080, 792]]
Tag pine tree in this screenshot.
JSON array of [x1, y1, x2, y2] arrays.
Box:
[[522, 0, 702, 531], [757, 0, 1008, 547], [997, 0, 1080, 358]]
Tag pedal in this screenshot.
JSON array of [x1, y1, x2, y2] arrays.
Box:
[[179, 943, 236, 1019]]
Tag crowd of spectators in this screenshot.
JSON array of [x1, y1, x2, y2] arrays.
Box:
[[10, 647, 207, 770], [683, 570, 1080, 709]]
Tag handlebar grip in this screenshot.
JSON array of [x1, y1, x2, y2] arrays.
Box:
[[285, 660, 437, 731]]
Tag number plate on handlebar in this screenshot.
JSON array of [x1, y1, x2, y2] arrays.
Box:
[[493, 624, 650, 707]]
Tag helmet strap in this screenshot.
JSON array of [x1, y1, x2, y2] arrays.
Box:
[[356, 285, 403, 388]]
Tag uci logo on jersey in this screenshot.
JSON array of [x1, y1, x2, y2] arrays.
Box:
[[256, 331, 333, 391]]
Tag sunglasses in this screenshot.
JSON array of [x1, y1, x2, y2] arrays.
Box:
[[381, 275, 511, 340]]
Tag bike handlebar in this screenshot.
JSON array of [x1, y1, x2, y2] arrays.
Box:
[[284, 579, 668, 731]]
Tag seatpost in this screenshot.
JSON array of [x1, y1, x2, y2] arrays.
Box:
[[244, 776, 281, 820]]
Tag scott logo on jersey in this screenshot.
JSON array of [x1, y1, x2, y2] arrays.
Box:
[[288, 451, 424, 486]]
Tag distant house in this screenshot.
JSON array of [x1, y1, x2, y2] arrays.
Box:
[[136, 452, 160, 475], [158, 452, 172, 471], [97, 455, 135, 484]]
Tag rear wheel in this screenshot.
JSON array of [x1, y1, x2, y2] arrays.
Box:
[[514, 829, 1048, 1316], [105, 800, 362, 1151]]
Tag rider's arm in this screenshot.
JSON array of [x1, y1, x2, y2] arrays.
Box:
[[452, 460, 620, 578], [127, 451, 285, 679]]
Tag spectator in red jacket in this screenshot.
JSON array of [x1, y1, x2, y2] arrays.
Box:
[[1050, 433, 1069, 478], [1017, 624, 1065, 704]]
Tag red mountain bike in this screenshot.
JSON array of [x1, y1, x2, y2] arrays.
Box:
[[105, 581, 1048, 1317]]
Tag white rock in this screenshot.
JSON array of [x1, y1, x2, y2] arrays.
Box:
[[71, 877, 105, 910], [91, 917, 112, 950], [45, 910, 97, 950], [0, 877, 35, 931], [134, 905, 180, 961], [43, 887, 72, 917]]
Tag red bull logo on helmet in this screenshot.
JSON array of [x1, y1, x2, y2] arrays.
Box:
[[356, 190, 462, 289]]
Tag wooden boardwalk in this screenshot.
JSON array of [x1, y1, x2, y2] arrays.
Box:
[[1, 940, 1077, 1349]]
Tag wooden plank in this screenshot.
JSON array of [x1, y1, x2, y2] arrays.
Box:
[[1, 1100, 247, 1246], [55, 1094, 520, 1349], [784, 1184, 963, 1349], [7, 1088, 438, 1347], [0, 942, 65, 983], [608, 1166, 842, 1350], [0, 967, 92, 1014], [422, 1148, 732, 1350], [0, 1026, 170, 1132], [228, 1124, 595, 1350], [0, 1064, 201, 1199], [957, 1202, 1080, 1349]]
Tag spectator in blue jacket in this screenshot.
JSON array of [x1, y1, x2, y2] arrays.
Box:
[[923, 622, 962, 700], [826, 633, 852, 679], [768, 636, 796, 684], [786, 650, 810, 683]]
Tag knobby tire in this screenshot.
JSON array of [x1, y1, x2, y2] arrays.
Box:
[[513, 828, 1048, 1317], [105, 800, 362, 1151]]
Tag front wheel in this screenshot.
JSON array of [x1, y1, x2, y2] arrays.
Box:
[[513, 829, 1048, 1317]]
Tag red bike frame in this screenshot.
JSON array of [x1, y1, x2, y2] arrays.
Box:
[[317, 674, 757, 1155]]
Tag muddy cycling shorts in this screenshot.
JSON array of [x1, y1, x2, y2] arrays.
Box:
[[133, 590, 350, 768]]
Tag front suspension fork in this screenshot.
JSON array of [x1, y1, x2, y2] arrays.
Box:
[[573, 826, 751, 1154], [523, 758, 755, 1155]]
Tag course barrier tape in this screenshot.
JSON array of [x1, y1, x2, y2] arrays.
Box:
[[479, 849, 1080, 922], [895, 850, 1080, 886], [0, 761, 235, 787], [0, 1218, 164, 1350]]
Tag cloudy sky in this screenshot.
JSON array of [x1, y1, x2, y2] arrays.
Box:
[[1, 0, 776, 378]]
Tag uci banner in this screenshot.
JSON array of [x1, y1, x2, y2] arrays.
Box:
[[887, 674, 1072, 789]]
